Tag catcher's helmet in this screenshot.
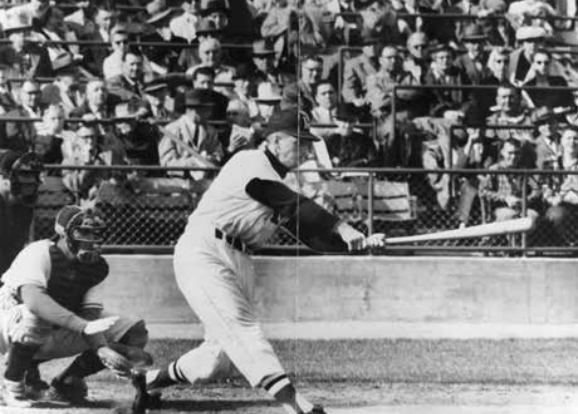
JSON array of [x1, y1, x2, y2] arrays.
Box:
[[55, 206, 106, 263]]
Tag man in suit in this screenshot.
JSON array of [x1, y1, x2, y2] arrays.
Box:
[[508, 26, 546, 84], [424, 43, 471, 117], [81, 5, 116, 78], [454, 23, 488, 85], [532, 107, 561, 170], [0, 8, 53, 79], [0, 69, 17, 115], [0, 80, 43, 153], [341, 37, 381, 106], [158, 89, 224, 181], [107, 49, 147, 106], [523, 49, 573, 109], [281, 55, 322, 115]]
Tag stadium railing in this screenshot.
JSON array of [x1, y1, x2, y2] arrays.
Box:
[[30, 164, 578, 256]]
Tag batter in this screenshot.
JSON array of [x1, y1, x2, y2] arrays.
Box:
[[145, 109, 386, 414]]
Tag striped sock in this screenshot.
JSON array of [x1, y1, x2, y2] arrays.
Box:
[[146, 360, 187, 391], [261, 373, 314, 414]]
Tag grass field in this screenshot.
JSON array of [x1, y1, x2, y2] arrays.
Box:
[[3, 338, 578, 413]]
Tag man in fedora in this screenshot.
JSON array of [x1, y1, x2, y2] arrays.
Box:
[[0, 8, 53, 78], [509, 26, 547, 84], [158, 88, 224, 180], [342, 36, 382, 106], [254, 82, 283, 123], [246, 39, 286, 94], [424, 43, 470, 118], [41, 57, 85, 117], [455, 23, 488, 85], [532, 106, 562, 170], [140, 5, 186, 74]]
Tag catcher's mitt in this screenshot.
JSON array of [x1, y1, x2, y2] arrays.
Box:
[[97, 343, 153, 378]]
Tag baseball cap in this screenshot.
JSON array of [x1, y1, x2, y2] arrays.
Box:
[[265, 109, 319, 141]]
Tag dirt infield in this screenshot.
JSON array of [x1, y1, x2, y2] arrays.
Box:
[[3, 338, 578, 413]]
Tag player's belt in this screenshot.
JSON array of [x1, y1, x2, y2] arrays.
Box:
[[215, 228, 251, 253]]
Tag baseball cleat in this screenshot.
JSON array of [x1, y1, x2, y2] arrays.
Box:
[[42, 376, 88, 406], [2, 379, 36, 408], [24, 365, 49, 400], [131, 369, 162, 413]]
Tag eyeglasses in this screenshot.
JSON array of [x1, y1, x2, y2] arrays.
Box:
[[411, 44, 426, 49], [304, 66, 322, 72], [534, 60, 549, 65], [114, 39, 129, 45]]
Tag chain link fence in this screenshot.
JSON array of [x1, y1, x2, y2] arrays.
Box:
[[33, 165, 578, 255]]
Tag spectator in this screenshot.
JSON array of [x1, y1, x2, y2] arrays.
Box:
[[453, 128, 496, 227], [532, 107, 561, 170], [366, 45, 423, 165], [177, 19, 223, 71], [199, 0, 231, 32], [254, 81, 283, 122], [69, 79, 118, 139], [246, 39, 285, 94], [0, 8, 53, 78], [102, 28, 130, 80], [341, 37, 381, 107], [479, 138, 541, 222], [31, 7, 82, 66], [522, 49, 573, 109], [224, 99, 257, 156], [81, 5, 116, 77], [324, 0, 364, 45], [41, 59, 85, 116], [0, 69, 17, 115], [8, 0, 50, 23], [0, 80, 43, 153], [231, 67, 259, 118], [170, 0, 201, 43], [424, 43, 470, 118], [310, 80, 377, 168], [143, 80, 175, 121], [542, 126, 578, 246], [186, 37, 236, 98], [34, 104, 70, 164], [114, 102, 161, 166], [191, 66, 230, 120], [454, 23, 488, 85], [158, 89, 224, 180], [507, 0, 556, 32], [107, 49, 148, 106], [473, 46, 511, 121], [402, 32, 429, 82], [509, 26, 546, 84], [485, 85, 533, 145], [61, 125, 126, 202], [63, 0, 98, 39], [140, 6, 186, 75], [281, 55, 323, 114]]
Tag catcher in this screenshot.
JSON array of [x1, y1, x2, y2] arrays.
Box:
[[0, 205, 152, 408]]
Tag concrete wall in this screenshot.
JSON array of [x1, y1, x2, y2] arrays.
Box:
[[103, 255, 578, 325]]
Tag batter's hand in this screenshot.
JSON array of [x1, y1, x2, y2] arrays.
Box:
[[366, 233, 386, 248], [335, 221, 367, 251], [83, 316, 119, 336]]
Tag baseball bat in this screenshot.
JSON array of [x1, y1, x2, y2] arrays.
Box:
[[385, 216, 536, 245]]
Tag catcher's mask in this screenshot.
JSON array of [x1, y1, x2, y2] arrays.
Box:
[[6, 152, 42, 205], [55, 206, 106, 263]]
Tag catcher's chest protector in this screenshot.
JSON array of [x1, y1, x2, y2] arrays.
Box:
[[47, 245, 109, 312]]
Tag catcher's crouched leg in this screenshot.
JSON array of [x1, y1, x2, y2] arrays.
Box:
[[45, 318, 151, 406]]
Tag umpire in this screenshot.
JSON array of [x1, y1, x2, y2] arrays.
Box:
[[143, 108, 386, 414], [0, 150, 42, 277]]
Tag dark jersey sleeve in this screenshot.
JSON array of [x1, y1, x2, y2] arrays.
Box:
[[245, 178, 347, 252]]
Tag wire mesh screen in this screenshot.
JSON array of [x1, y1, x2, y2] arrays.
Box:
[[32, 166, 578, 254]]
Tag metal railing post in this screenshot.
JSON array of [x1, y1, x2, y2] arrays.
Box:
[[367, 172, 374, 237], [521, 172, 528, 256]]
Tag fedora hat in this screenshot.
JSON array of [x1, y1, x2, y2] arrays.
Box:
[[461, 24, 488, 42], [255, 82, 282, 103], [516, 26, 547, 41], [532, 106, 557, 125], [2, 9, 32, 35], [146, 7, 182, 26]]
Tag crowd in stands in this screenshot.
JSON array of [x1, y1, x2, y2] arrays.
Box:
[[1, 0, 578, 246]]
